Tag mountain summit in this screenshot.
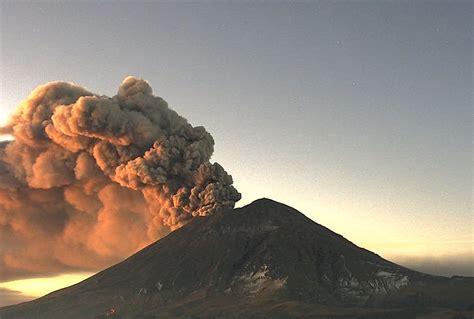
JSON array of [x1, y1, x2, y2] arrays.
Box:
[[1, 199, 472, 318]]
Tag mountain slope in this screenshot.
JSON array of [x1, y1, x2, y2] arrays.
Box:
[[1, 198, 472, 319]]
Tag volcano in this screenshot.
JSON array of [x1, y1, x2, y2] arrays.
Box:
[[1, 198, 472, 319]]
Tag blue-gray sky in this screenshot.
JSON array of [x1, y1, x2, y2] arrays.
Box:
[[0, 0, 472, 285]]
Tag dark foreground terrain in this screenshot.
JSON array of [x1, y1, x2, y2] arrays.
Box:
[[1, 199, 472, 318]]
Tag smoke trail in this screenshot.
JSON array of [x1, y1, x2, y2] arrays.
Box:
[[0, 77, 240, 280]]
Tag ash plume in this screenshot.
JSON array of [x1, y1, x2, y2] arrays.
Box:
[[0, 77, 240, 281]]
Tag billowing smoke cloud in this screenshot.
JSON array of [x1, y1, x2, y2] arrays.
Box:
[[0, 77, 240, 281]]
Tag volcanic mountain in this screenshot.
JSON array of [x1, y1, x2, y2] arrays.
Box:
[[1, 199, 472, 319]]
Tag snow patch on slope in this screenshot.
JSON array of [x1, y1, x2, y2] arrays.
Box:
[[232, 265, 287, 294], [369, 271, 409, 293]]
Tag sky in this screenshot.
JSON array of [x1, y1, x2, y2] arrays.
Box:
[[0, 0, 472, 307]]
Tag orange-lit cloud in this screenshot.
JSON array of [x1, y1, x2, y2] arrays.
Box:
[[0, 77, 240, 281]]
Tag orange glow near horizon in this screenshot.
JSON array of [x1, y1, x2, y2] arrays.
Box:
[[0, 111, 11, 127], [0, 108, 14, 141], [0, 273, 93, 299]]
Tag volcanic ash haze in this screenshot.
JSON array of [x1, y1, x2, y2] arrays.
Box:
[[0, 77, 241, 281]]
